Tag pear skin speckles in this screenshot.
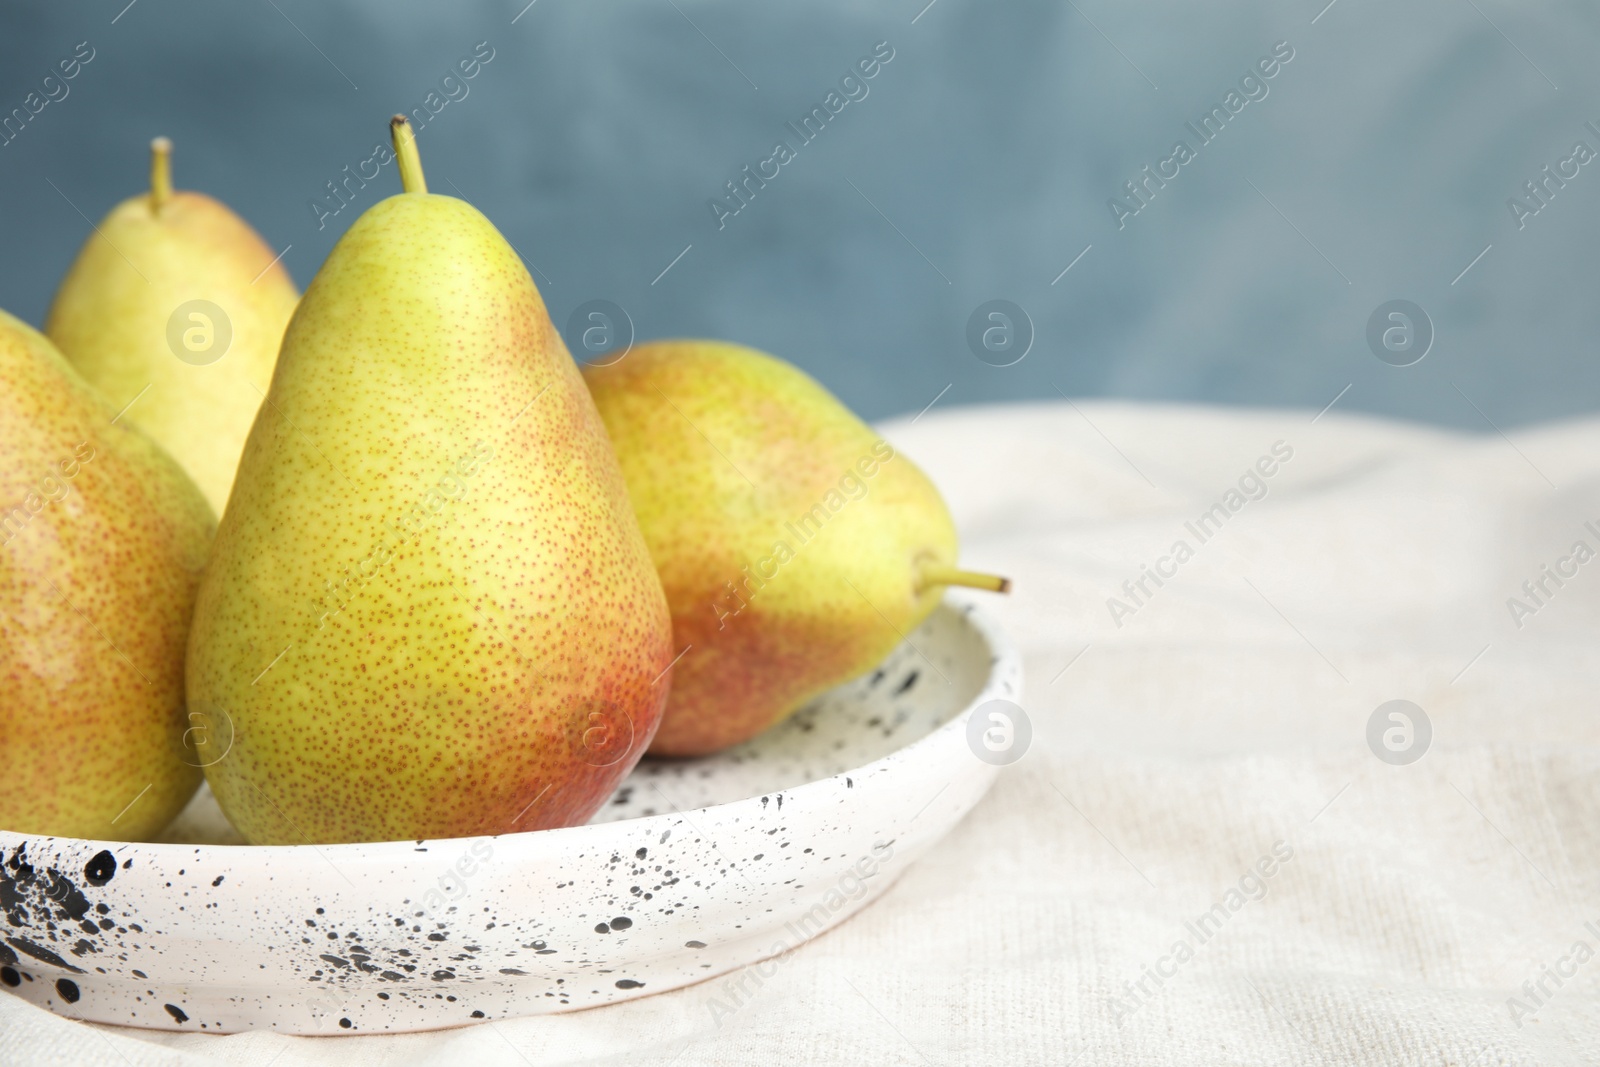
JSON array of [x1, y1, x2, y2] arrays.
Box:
[[0, 308, 213, 840], [584, 341, 959, 757], [188, 193, 671, 845]]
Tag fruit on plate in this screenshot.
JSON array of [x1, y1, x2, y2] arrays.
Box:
[[46, 136, 299, 515], [584, 340, 1007, 756], [187, 117, 673, 844], [0, 308, 214, 839]]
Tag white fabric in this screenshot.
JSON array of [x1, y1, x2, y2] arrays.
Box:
[[5, 400, 1598, 1065]]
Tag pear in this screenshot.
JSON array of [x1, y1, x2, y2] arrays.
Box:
[[583, 341, 1007, 757], [187, 117, 673, 845], [46, 137, 299, 515], [0, 308, 213, 839]]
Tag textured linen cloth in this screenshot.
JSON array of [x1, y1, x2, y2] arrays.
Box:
[[4, 400, 1598, 1065]]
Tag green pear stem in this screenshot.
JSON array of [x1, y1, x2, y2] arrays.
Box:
[[149, 136, 172, 215], [918, 564, 1011, 595], [390, 114, 427, 194]]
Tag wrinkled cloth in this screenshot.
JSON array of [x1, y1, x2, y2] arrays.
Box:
[[4, 401, 1598, 1065]]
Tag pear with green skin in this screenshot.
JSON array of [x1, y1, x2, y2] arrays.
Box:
[[584, 341, 1007, 757], [187, 118, 672, 845], [47, 137, 299, 515], [0, 308, 214, 839]]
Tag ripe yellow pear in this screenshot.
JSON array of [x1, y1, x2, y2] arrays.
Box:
[[187, 118, 672, 845], [584, 341, 1006, 756], [46, 137, 299, 515], [0, 308, 213, 839]]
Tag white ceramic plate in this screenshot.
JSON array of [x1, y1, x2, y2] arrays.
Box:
[[0, 600, 1020, 1035]]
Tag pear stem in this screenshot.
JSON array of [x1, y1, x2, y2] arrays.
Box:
[[390, 114, 427, 194], [918, 564, 1011, 595], [149, 136, 172, 214]]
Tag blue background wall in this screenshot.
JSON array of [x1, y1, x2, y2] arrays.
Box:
[[1, 0, 1596, 428]]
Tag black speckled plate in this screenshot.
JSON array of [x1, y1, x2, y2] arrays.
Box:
[[0, 600, 1020, 1034]]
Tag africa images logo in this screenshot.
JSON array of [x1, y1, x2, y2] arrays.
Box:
[[1107, 40, 1295, 230], [708, 41, 895, 230]]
